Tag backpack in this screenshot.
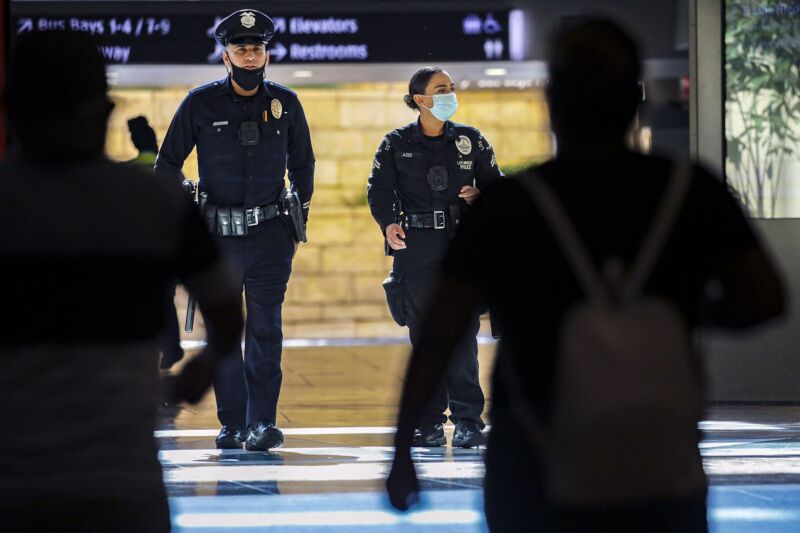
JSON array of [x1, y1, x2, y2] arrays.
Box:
[[502, 161, 706, 507]]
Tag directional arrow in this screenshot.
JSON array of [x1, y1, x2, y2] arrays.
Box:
[[270, 42, 287, 62], [17, 18, 33, 34]]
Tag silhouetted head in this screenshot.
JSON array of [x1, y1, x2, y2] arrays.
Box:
[[546, 18, 641, 146], [127, 116, 158, 154], [7, 31, 113, 162]]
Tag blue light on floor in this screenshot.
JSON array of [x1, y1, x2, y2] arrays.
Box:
[[170, 491, 488, 532], [175, 509, 482, 529]]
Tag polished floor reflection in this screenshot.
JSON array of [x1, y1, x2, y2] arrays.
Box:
[[159, 344, 800, 532]]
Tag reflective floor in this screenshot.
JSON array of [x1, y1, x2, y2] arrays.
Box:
[[159, 344, 800, 532]]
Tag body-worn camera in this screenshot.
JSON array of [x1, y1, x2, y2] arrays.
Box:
[[239, 121, 260, 146], [427, 165, 449, 191]]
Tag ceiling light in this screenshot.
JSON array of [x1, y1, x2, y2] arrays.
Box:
[[483, 68, 507, 76]]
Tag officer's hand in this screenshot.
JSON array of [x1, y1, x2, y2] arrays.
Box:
[[459, 185, 480, 205], [385, 223, 407, 250], [386, 450, 420, 511], [172, 352, 215, 404]]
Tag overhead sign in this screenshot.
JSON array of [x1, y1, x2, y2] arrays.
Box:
[[11, 3, 518, 65]]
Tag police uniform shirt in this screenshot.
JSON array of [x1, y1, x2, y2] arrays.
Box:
[[156, 78, 314, 215], [367, 120, 503, 233]]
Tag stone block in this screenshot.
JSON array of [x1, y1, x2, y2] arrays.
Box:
[[351, 210, 385, 246], [306, 210, 354, 244], [338, 98, 388, 129], [300, 95, 340, 128], [479, 316, 493, 336], [283, 304, 324, 322], [359, 130, 388, 156], [153, 94, 187, 130], [337, 159, 372, 189], [353, 273, 389, 302], [497, 130, 552, 162], [311, 130, 366, 157], [459, 94, 502, 129], [292, 245, 321, 273], [355, 319, 407, 338], [108, 89, 154, 129], [286, 274, 353, 304], [313, 159, 339, 187], [307, 187, 344, 208], [284, 321, 357, 339], [386, 103, 418, 128], [105, 129, 136, 162], [321, 246, 387, 274], [496, 98, 536, 128], [322, 304, 387, 321]]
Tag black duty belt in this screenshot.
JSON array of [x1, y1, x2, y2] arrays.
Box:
[[402, 210, 447, 230], [244, 204, 281, 226], [204, 202, 281, 236]]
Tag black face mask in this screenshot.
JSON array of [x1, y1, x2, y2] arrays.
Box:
[[229, 62, 266, 91]]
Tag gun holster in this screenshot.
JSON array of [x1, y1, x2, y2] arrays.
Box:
[[281, 187, 307, 243], [382, 271, 407, 327]]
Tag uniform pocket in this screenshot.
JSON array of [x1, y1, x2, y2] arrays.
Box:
[[197, 125, 238, 163]]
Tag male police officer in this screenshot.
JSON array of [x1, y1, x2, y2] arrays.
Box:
[[156, 9, 315, 451]]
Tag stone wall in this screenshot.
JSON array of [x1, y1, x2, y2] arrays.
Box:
[[107, 82, 552, 338]]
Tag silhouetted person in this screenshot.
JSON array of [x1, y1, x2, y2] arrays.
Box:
[[126, 115, 159, 167], [125, 115, 185, 370], [387, 18, 784, 532], [0, 31, 243, 532]]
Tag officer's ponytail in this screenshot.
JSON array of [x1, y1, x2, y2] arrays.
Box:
[[405, 66, 444, 111]]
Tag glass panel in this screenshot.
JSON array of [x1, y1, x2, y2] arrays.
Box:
[[725, 0, 800, 217]]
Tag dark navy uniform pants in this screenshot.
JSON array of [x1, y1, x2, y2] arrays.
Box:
[[394, 229, 485, 427], [213, 217, 294, 427]]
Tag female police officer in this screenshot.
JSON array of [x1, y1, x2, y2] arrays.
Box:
[[368, 67, 503, 447]]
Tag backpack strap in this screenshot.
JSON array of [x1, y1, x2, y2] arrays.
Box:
[[516, 160, 692, 301]]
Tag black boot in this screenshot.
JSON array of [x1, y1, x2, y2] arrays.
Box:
[[245, 422, 284, 451], [411, 423, 446, 447], [452, 420, 485, 448], [215, 424, 246, 449]]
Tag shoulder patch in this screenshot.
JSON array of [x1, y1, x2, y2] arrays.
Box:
[[456, 135, 473, 155]]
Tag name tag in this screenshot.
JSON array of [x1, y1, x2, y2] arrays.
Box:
[[212, 121, 229, 126], [458, 160, 473, 171]]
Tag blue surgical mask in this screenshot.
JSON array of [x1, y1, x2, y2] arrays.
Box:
[[422, 92, 459, 121]]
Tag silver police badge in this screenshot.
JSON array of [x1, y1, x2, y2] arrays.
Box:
[[271, 99, 283, 119], [240, 11, 256, 29], [456, 135, 472, 155]]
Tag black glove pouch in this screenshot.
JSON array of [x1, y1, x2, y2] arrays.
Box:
[[231, 208, 247, 236], [216, 208, 232, 236]]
